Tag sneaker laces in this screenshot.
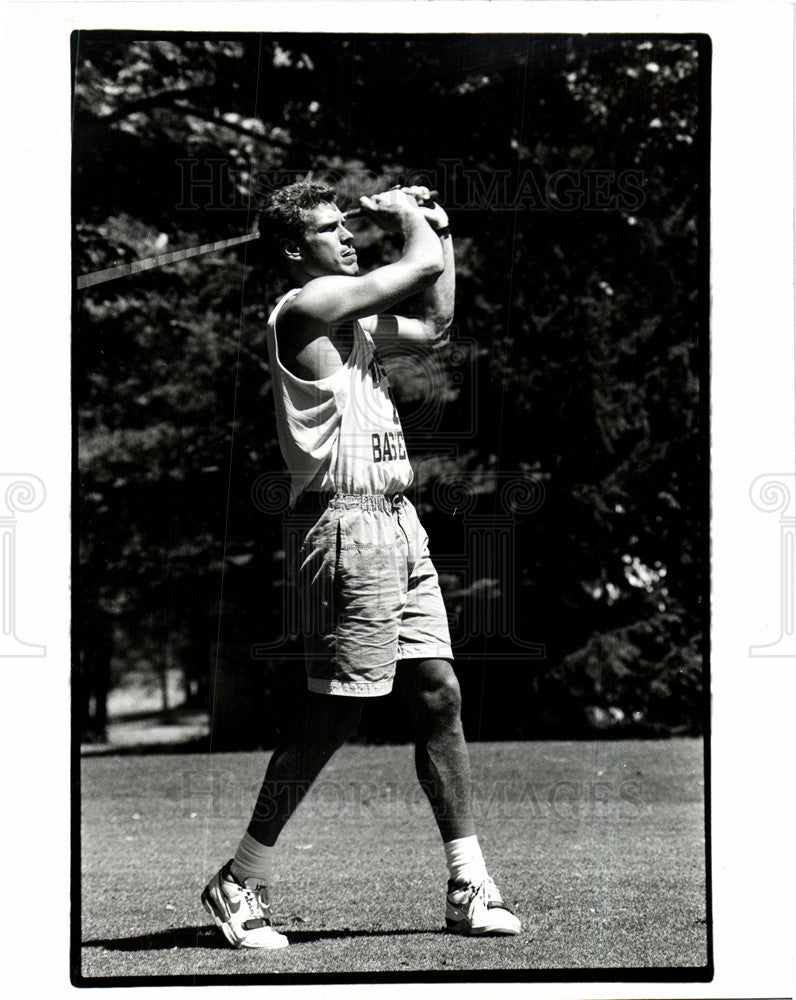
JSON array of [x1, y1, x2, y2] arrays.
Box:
[[451, 876, 512, 914], [484, 876, 514, 913], [242, 884, 261, 916], [239, 881, 274, 931], [449, 879, 485, 909]]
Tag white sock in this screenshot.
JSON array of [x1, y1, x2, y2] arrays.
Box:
[[231, 832, 277, 885], [443, 834, 488, 886]]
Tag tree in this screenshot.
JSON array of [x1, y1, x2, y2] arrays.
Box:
[[74, 34, 707, 743]]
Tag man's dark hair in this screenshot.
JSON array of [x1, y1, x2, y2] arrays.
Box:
[[257, 180, 338, 267]]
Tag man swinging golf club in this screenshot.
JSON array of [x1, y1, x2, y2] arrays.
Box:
[[202, 179, 522, 948]]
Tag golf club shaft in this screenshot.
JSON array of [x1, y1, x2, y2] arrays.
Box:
[[76, 231, 260, 290], [75, 188, 441, 289]]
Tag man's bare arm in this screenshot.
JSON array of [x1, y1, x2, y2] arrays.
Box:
[[411, 224, 455, 341], [363, 200, 455, 353], [286, 192, 444, 328]]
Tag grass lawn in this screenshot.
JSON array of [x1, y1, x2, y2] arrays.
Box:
[[78, 738, 708, 981]]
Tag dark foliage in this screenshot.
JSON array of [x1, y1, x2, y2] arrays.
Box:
[[74, 34, 707, 744]]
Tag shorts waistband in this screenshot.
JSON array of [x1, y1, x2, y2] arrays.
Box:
[[291, 491, 406, 513]]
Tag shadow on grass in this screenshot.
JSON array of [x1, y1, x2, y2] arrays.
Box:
[[84, 924, 445, 951]]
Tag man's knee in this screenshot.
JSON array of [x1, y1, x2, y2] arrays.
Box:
[[414, 662, 463, 721]]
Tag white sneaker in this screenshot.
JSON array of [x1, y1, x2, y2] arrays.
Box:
[[446, 875, 522, 936], [201, 860, 289, 949]]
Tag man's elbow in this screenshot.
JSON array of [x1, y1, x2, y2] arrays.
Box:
[[426, 321, 451, 351], [418, 258, 444, 284], [416, 244, 444, 282]]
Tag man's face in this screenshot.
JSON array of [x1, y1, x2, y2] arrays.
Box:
[[295, 202, 358, 278]]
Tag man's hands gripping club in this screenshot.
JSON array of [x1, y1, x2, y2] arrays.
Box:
[[352, 186, 454, 355], [352, 186, 449, 234]]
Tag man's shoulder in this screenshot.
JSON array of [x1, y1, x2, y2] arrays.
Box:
[[268, 287, 300, 324], [276, 285, 323, 332], [271, 283, 312, 331]]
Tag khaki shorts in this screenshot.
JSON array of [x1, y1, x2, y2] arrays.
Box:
[[287, 493, 453, 696]]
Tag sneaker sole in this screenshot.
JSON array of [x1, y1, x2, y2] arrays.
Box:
[[446, 916, 521, 936]]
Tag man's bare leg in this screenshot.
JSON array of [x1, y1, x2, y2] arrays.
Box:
[[202, 691, 364, 949], [245, 690, 365, 846], [395, 657, 475, 842], [396, 657, 521, 934]]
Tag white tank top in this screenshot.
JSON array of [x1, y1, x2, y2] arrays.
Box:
[[265, 288, 415, 503]]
